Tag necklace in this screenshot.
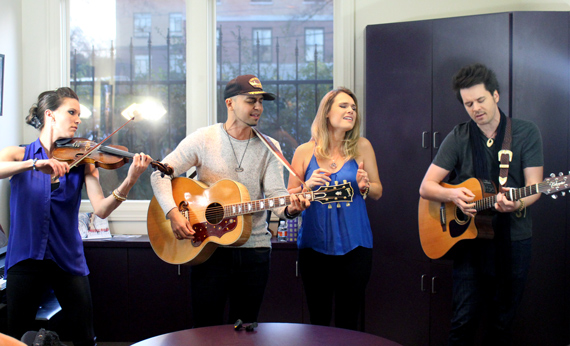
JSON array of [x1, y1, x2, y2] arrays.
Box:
[[330, 160, 337, 169], [329, 153, 343, 170], [485, 129, 498, 148], [224, 124, 251, 172]]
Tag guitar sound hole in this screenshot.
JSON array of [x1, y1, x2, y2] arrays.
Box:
[[455, 207, 469, 224], [205, 203, 224, 224]]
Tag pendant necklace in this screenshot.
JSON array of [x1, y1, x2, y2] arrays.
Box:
[[330, 160, 337, 169], [224, 124, 251, 172], [330, 153, 342, 169], [485, 129, 497, 148]]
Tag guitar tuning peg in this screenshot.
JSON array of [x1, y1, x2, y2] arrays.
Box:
[[337, 203, 341, 208], [561, 191, 566, 197], [334, 181, 338, 185], [551, 194, 558, 199], [328, 204, 332, 209], [550, 173, 556, 178], [559, 172, 564, 176]]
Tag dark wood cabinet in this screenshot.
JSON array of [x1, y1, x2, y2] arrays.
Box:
[[84, 237, 307, 342], [365, 11, 570, 346], [84, 237, 192, 343], [258, 241, 308, 324]]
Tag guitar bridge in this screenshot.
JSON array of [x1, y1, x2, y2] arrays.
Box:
[[439, 203, 446, 231]]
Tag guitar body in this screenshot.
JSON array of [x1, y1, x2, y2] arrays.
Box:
[[418, 178, 496, 259], [147, 178, 252, 265]]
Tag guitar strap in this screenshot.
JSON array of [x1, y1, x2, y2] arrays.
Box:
[[498, 117, 513, 186], [251, 127, 308, 190]]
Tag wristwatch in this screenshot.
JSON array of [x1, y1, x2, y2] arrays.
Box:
[[32, 158, 38, 171]]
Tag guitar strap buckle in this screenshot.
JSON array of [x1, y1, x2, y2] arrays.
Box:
[[498, 150, 512, 186], [497, 117, 513, 187]]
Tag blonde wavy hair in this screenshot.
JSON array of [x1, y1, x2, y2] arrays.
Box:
[[311, 87, 361, 160]]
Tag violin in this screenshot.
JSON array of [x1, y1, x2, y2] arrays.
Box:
[[53, 138, 173, 176]]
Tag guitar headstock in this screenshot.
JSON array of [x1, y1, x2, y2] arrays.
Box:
[[312, 182, 354, 205], [542, 172, 570, 198]]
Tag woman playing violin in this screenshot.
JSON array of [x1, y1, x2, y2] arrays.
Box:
[[0, 87, 151, 345]]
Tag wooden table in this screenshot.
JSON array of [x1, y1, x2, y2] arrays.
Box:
[[132, 322, 403, 346]]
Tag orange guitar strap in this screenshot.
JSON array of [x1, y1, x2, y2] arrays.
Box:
[[251, 127, 308, 190], [498, 117, 512, 187]]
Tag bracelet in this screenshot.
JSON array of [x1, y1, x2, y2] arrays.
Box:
[[32, 158, 38, 171], [112, 188, 127, 202], [284, 206, 300, 219], [360, 185, 369, 200], [515, 199, 526, 218]]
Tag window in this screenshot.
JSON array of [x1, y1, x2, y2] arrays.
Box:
[[305, 28, 324, 62], [217, 0, 334, 171], [134, 55, 149, 77], [252, 28, 272, 63], [134, 13, 152, 38], [170, 54, 185, 74], [169, 13, 184, 37], [70, 1, 186, 201]]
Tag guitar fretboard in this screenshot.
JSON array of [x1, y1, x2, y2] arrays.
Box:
[[224, 192, 314, 217], [475, 176, 569, 212]]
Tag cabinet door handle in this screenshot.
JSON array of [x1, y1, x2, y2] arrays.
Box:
[[431, 276, 437, 294], [296, 260, 299, 278], [421, 274, 427, 292], [433, 132, 440, 149], [422, 131, 429, 149]]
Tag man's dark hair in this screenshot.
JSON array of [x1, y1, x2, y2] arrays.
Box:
[[452, 63, 500, 104]]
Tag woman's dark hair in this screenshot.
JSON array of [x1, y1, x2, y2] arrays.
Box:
[[25, 87, 79, 130], [452, 63, 500, 103]]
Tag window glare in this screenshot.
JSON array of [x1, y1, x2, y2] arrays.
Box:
[[70, 0, 187, 200]]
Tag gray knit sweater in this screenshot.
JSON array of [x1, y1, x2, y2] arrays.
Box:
[[150, 123, 288, 248]]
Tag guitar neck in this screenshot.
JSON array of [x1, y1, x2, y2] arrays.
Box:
[[224, 191, 313, 217], [222, 181, 354, 217], [475, 184, 537, 212], [474, 177, 569, 212]]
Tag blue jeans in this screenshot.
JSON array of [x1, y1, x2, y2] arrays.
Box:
[[190, 247, 271, 327], [448, 238, 531, 346]]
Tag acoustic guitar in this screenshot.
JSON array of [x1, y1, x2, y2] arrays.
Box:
[[147, 177, 354, 265], [418, 174, 569, 259]]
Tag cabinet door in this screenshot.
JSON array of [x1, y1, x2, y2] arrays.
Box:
[[365, 19, 433, 261], [258, 244, 305, 323], [365, 20, 434, 344], [432, 13, 511, 149], [128, 248, 192, 342], [84, 247, 129, 342], [511, 11, 569, 346]]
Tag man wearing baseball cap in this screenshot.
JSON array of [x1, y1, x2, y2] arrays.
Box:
[[151, 74, 309, 327]]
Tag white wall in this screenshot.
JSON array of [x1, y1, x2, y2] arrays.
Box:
[[0, 0, 23, 235], [353, 0, 570, 122]]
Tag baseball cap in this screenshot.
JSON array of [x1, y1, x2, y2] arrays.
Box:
[[224, 75, 276, 100]]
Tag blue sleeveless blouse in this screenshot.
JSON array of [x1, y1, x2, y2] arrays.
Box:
[[6, 138, 88, 276], [298, 155, 372, 255]]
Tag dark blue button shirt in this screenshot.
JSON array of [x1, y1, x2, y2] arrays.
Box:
[[6, 138, 88, 276]]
